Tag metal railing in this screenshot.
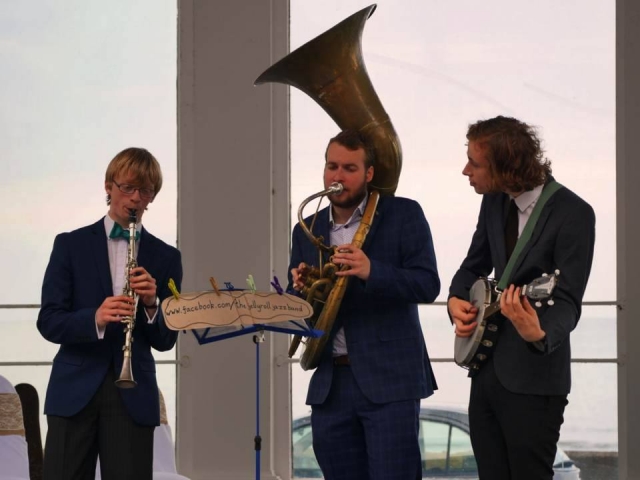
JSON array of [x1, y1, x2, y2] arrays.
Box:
[[0, 303, 182, 367], [0, 301, 619, 368]]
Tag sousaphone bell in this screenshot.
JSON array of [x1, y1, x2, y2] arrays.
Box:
[[254, 4, 402, 370]]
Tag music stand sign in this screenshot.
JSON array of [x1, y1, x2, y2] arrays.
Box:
[[161, 286, 320, 480]]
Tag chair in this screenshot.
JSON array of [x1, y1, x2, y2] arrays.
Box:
[[150, 390, 190, 479], [0, 375, 30, 480], [15, 384, 43, 480]]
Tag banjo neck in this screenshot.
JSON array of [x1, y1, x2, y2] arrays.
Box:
[[482, 271, 560, 320]]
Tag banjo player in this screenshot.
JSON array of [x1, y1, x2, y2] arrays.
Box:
[[447, 116, 595, 480]]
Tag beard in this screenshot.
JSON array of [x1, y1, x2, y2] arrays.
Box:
[[330, 184, 368, 210]]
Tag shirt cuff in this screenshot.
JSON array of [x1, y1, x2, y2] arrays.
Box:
[[95, 313, 106, 340], [144, 296, 159, 324], [529, 336, 547, 354]]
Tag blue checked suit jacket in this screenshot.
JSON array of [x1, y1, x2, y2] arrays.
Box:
[[449, 180, 595, 395], [288, 195, 440, 405], [37, 218, 182, 426]]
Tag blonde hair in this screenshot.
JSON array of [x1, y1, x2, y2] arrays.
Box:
[[105, 147, 163, 205]]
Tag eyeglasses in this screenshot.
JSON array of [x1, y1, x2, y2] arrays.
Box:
[[113, 180, 155, 199]]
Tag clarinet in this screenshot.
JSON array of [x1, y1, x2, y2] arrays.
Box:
[[115, 209, 139, 388]]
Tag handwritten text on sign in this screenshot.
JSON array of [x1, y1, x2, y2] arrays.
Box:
[[161, 290, 313, 331]]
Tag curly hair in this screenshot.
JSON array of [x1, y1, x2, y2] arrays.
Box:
[[466, 116, 551, 192]]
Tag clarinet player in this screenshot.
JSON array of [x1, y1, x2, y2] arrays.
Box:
[[37, 147, 183, 480]]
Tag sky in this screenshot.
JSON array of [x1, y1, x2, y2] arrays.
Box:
[[0, 0, 178, 305]]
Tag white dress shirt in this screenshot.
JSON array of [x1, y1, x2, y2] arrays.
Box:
[[511, 183, 544, 237], [329, 197, 367, 356], [96, 214, 157, 338]]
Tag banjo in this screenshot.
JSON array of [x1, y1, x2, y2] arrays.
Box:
[[454, 270, 559, 371]]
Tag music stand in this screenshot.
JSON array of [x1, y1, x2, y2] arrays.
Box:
[[163, 287, 321, 480]]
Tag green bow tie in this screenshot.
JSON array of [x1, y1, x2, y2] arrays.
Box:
[[109, 222, 140, 241]]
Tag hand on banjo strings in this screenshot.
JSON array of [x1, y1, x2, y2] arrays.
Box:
[[500, 284, 546, 342], [333, 244, 371, 280], [448, 297, 478, 338]]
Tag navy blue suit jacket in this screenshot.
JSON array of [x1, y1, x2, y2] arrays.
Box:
[[37, 218, 182, 426], [288, 195, 440, 405], [449, 182, 595, 395]]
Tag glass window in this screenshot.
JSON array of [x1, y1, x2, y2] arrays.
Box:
[[292, 421, 322, 478], [449, 424, 477, 475], [420, 420, 450, 475]]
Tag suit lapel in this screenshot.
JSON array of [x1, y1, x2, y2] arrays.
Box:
[[311, 193, 381, 259], [137, 227, 155, 270], [361, 194, 383, 253], [313, 208, 331, 250], [90, 218, 114, 298]]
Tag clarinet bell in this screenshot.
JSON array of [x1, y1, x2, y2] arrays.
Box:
[[115, 355, 137, 389]]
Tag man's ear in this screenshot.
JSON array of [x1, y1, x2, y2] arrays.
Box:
[[365, 166, 374, 183]]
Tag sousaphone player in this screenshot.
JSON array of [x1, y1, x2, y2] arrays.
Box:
[[256, 5, 441, 479]]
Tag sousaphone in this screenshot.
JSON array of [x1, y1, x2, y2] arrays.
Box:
[[254, 3, 402, 370]]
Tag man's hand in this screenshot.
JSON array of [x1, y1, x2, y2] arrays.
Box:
[[333, 244, 371, 280], [500, 284, 546, 342], [291, 262, 310, 292], [448, 297, 479, 338], [130, 266, 157, 308], [96, 295, 135, 329]]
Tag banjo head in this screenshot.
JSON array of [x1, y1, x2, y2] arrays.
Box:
[[454, 278, 494, 367], [453, 271, 560, 370], [469, 278, 493, 309]]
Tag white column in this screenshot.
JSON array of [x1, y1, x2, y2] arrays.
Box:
[[177, 0, 290, 478], [617, 0, 640, 478]]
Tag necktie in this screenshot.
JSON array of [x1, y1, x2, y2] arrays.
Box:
[[505, 199, 519, 259], [109, 222, 140, 241]]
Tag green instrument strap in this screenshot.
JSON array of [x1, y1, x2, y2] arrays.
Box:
[[497, 181, 563, 291]]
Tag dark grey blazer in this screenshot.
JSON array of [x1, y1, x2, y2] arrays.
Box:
[[449, 181, 595, 395]]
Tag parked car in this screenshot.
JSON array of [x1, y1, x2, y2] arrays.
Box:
[[292, 406, 581, 479]]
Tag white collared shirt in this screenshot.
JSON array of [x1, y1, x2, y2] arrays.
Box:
[[511, 183, 544, 237], [329, 196, 367, 356], [96, 214, 156, 339]]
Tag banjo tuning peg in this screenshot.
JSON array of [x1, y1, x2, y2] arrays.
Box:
[[547, 299, 555, 306], [535, 301, 542, 308]]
